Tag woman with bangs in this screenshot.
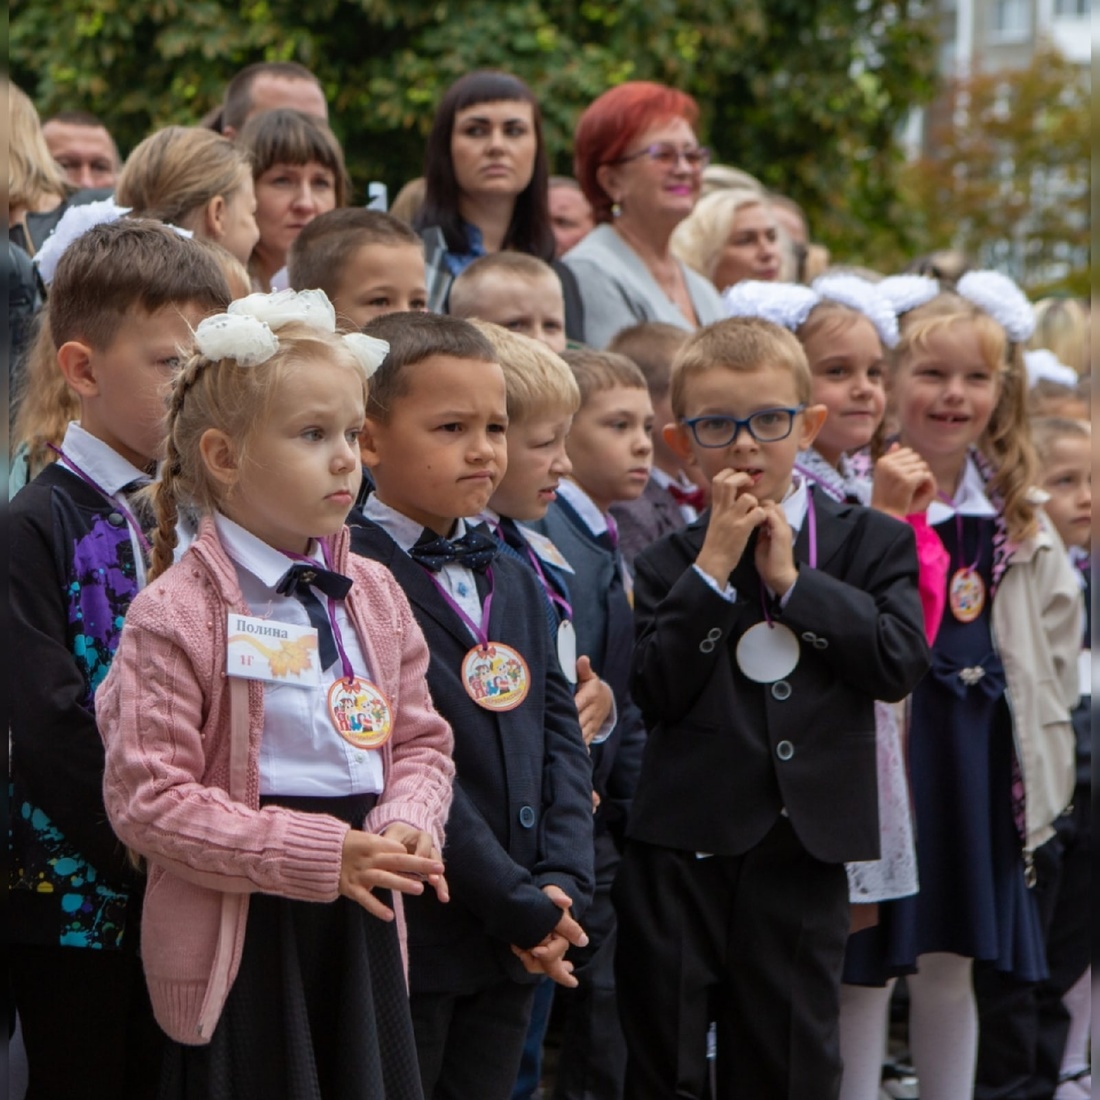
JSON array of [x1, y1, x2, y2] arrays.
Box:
[[562, 81, 725, 349], [236, 108, 349, 292], [413, 69, 585, 338]]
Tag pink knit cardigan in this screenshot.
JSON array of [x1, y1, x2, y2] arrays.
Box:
[[97, 517, 455, 1045]]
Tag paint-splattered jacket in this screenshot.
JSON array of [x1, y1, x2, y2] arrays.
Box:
[[10, 462, 145, 950]]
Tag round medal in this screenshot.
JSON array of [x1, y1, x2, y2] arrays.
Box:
[[557, 621, 578, 685], [735, 622, 801, 684], [948, 567, 985, 623], [327, 677, 393, 749], [462, 642, 531, 711]]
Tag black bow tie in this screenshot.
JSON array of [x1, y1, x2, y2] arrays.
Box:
[[275, 562, 353, 601], [409, 527, 498, 573], [275, 562, 353, 670]]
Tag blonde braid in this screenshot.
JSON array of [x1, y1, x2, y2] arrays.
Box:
[[148, 355, 208, 581]]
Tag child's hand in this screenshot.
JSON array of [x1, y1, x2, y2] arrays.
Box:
[[382, 822, 449, 903], [754, 500, 797, 597], [574, 657, 612, 746], [338, 830, 444, 920], [510, 934, 579, 988], [871, 444, 935, 519], [695, 470, 766, 584], [532, 883, 588, 952]]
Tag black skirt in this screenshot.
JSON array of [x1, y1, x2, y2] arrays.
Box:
[[159, 793, 423, 1100]]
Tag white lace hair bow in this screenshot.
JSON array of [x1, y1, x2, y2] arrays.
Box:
[[1023, 348, 1079, 389], [33, 198, 196, 287], [956, 270, 1035, 344], [811, 273, 900, 349], [876, 274, 940, 318], [722, 280, 820, 331], [34, 198, 131, 287], [193, 288, 390, 377]]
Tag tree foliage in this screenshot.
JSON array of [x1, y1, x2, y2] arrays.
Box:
[[901, 47, 1089, 296], [11, 0, 939, 265]]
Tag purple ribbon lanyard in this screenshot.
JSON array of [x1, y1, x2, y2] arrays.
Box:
[[519, 538, 574, 622], [936, 490, 980, 574], [794, 461, 845, 503], [49, 444, 153, 554], [760, 488, 817, 626], [286, 542, 357, 682], [423, 566, 496, 649]]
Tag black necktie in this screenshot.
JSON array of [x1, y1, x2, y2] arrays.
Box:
[[408, 526, 499, 573], [276, 563, 353, 670]]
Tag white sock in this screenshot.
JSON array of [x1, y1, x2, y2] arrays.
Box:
[[1059, 965, 1091, 1078], [838, 980, 895, 1100], [906, 953, 978, 1100]]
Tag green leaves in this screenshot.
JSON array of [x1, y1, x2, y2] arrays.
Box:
[[12, 0, 941, 267]]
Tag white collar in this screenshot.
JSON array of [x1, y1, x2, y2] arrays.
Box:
[[361, 494, 469, 552], [926, 456, 997, 524], [780, 474, 809, 533], [648, 466, 697, 492], [557, 479, 608, 537], [59, 421, 149, 497], [214, 512, 322, 589]]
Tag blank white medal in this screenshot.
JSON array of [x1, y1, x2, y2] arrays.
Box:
[[735, 621, 800, 683]]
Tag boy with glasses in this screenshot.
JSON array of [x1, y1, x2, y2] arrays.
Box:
[[612, 317, 931, 1097]]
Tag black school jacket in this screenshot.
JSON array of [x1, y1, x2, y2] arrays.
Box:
[[350, 517, 595, 994], [628, 489, 930, 865]]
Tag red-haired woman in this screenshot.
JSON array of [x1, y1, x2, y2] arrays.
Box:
[[562, 81, 724, 348]]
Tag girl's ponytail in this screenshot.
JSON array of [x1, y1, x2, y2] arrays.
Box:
[[981, 340, 1038, 543]]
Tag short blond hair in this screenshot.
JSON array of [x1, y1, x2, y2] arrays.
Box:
[[468, 320, 579, 422], [560, 348, 647, 409], [607, 322, 690, 398], [670, 318, 812, 418], [448, 252, 561, 319], [670, 188, 771, 283]]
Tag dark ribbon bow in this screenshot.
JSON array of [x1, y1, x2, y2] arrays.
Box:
[[276, 562, 354, 601], [275, 562, 353, 669], [668, 483, 708, 511], [928, 651, 1007, 700], [409, 526, 499, 573]]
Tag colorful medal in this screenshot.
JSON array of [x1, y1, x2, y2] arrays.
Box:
[[461, 642, 531, 711], [327, 676, 393, 748], [736, 621, 800, 683], [948, 567, 985, 623]]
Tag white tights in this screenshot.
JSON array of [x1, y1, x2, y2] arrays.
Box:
[[837, 954, 977, 1100], [907, 953, 978, 1100]]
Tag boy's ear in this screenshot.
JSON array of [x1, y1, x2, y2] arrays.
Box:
[[199, 427, 240, 488], [662, 421, 696, 464], [358, 418, 383, 470], [204, 194, 228, 240], [56, 341, 99, 398], [798, 403, 829, 448]]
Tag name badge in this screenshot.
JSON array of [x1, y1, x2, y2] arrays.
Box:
[[520, 528, 576, 574], [226, 612, 321, 686]]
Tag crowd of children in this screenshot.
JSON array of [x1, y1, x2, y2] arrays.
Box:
[[9, 110, 1090, 1100]]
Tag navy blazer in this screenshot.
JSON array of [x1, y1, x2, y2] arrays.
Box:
[[528, 500, 647, 840], [349, 516, 595, 994], [629, 489, 931, 865]]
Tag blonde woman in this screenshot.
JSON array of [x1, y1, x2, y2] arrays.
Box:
[[670, 187, 783, 293], [116, 127, 260, 264], [8, 79, 76, 255]]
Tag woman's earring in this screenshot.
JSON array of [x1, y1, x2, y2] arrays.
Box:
[[611, 200, 622, 218]]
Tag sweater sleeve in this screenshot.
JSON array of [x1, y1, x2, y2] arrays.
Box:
[[365, 580, 456, 850], [11, 486, 137, 881], [97, 591, 349, 903]]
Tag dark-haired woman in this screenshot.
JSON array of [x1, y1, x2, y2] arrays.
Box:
[[414, 70, 583, 338]]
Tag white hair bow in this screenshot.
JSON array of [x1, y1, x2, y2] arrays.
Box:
[[956, 271, 1035, 343], [811, 273, 899, 349], [721, 280, 821, 331]]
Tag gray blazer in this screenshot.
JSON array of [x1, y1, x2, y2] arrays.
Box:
[[561, 223, 725, 348]]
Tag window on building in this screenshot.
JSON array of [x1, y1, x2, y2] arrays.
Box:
[[991, 0, 1030, 36], [1054, 0, 1089, 16]]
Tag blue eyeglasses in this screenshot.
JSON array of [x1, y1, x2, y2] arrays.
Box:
[[682, 406, 805, 448]]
